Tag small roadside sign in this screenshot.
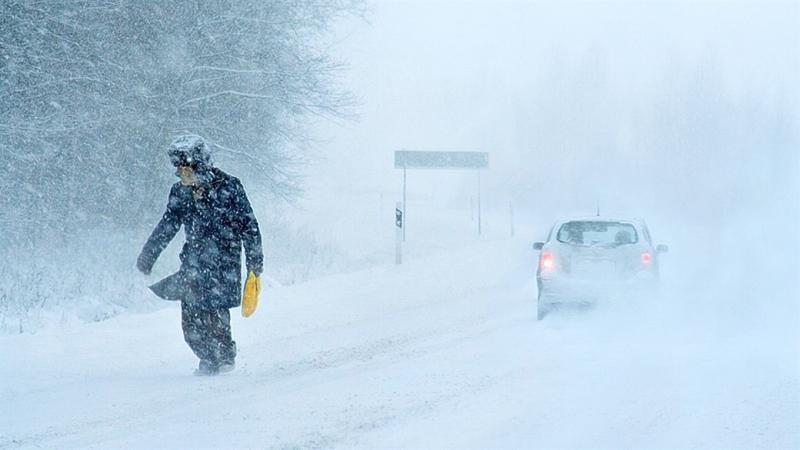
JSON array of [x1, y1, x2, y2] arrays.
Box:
[[394, 150, 489, 240], [395, 201, 403, 264]]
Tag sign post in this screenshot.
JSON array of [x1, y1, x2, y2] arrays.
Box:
[[394, 150, 489, 240], [402, 167, 407, 242], [395, 201, 403, 264]]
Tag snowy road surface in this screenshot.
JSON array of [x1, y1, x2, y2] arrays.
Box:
[[2, 238, 797, 449]]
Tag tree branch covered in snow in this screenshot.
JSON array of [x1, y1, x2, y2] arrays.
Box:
[[0, 0, 362, 242]]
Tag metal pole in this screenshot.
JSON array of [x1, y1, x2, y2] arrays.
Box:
[[403, 166, 407, 242], [470, 196, 474, 222], [477, 168, 482, 235]]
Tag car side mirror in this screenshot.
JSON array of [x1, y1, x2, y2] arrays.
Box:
[[656, 244, 669, 253], [533, 242, 544, 251]]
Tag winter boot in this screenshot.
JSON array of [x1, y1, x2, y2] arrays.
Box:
[[216, 362, 235, 374], [194, 359, 218, 376]]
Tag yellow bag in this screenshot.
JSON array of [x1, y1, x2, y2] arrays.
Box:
[[241, 271, 261, 317]]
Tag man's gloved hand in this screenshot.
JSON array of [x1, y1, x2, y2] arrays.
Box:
[[136, 253, 154, 275], [241, 271, 261, 318]]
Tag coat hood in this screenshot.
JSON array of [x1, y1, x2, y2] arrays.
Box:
[[168, 135, 212, 169]]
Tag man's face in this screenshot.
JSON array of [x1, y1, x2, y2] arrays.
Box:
[[176, 165, 197, 186]]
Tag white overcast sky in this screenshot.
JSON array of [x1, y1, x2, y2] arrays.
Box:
[[304, 0, 798, 222]]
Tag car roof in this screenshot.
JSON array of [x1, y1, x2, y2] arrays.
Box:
[[554, 216, 646, 228]]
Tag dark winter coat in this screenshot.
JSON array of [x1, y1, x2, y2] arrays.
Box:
[[138, 168, 263, 309]]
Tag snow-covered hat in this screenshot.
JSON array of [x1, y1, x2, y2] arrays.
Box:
[[168, 135, 212, 168]]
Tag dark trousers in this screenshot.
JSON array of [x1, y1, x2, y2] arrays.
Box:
[[181, 301, 237, 365]]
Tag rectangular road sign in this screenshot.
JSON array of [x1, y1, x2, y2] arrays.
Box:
[[394, 151, 489, 169]]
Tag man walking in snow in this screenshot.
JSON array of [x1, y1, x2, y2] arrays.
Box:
[[137, 135, 263, 375]]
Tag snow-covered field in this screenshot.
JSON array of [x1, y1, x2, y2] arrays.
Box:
[[2, 234, 797, 449]]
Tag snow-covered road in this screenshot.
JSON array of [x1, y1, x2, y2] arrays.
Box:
[[2, 238, 797, 449]]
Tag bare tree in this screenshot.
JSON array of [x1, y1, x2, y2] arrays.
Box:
[[0, 0, 361, 243]]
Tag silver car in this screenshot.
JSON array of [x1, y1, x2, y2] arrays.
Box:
[[533, 217, 668, 320]]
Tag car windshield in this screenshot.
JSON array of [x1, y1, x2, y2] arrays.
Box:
[[556, 221, 638, 246]]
